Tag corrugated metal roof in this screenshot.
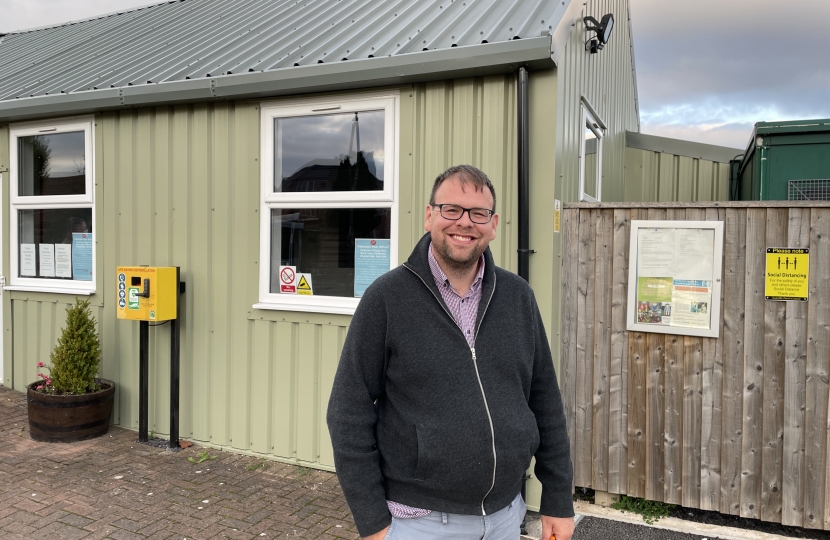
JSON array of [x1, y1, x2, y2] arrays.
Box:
[[0, 0, 571, 103]]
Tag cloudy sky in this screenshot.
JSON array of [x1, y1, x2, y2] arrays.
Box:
[[2, 0, 829, 151]]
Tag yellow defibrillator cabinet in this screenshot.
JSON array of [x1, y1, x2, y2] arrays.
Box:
[[116, 266, 178, 321]]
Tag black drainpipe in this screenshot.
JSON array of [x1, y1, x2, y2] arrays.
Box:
[[516, 65, 533, 533], [517, 66, 533, 282]]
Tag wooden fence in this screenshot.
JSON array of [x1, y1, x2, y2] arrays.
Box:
[[559, 201, 830, 529]]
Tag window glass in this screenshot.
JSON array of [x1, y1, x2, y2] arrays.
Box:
[[583, 122, 598, 200], [270, 208, 391, 297], [274, 110, 385, 193], [18, 208, 93, 281], [18, 131, 86, 196]]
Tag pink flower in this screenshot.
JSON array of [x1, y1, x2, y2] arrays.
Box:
[[37, 373, 44, 378], [36, 385, 43, 390], [46, 379, 52, 385], [37, 362, 45, 368]]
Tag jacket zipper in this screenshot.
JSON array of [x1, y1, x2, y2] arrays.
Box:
[[473, 275, 497, 515], [404, 264, 499, 516]]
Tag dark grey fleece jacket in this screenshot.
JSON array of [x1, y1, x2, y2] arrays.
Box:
[[326, 233, 574, 537]]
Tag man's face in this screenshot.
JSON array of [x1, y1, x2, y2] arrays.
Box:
[[424, 176, 498, 272]]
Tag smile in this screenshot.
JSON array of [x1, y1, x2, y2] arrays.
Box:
[[450, 234, 475, 243]]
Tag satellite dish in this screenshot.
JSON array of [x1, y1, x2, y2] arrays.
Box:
[[583, 13, 615, 53]]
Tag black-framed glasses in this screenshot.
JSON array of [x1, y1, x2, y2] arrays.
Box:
[[432, 204, 495, 224]]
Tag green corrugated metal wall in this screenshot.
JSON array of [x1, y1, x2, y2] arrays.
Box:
[[1, 75, 530, 471], [624, 148, 732, 202]]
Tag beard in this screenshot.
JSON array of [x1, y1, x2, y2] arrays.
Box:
[[431, 234, 485, 275]]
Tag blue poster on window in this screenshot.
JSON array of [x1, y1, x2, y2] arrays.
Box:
[[72, 232, 93, 281], [354, 239, 391, 297]]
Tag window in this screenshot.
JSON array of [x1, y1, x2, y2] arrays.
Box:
[[257, 93, 399, 314], [579, 103, 604, 202], [9, 117, 96, 293]]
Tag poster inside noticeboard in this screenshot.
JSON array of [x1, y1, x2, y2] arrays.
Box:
[[626, 220, 725, 338]]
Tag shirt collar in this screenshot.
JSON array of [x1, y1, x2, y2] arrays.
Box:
[[427, 241, 485, 293]]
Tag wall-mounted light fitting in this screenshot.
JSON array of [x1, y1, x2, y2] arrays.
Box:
[[583, 13, 614, 53]]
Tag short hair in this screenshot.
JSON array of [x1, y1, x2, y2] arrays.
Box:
[[428, 165, 496, 211]]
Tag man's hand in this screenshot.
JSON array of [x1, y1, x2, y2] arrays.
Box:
[[363, 525, 389, 540], [541, 515, 575, 540]]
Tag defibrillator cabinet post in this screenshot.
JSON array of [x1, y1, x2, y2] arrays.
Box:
[[116, 266, 183, 448]]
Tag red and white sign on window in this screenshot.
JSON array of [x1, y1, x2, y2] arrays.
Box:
[[279, 265, 297, 294]]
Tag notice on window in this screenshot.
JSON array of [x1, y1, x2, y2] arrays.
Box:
[[55, 244, 73, 278], [39, 244, 56, 277], [636, 228, 715, 329], [72, 233, 93, 281], [354, 239, 391, 298], [21, 244, 37, 276], [279, 265, 297, 294], [296, 273, 313, 296]]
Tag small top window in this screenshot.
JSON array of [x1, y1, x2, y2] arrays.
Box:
[[579, 103, 604, 203], [18, 131, 87, 197], [274, 110, 386, 194]]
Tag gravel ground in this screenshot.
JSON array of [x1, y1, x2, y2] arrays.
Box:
[[572, 516, 711, 540], [668, 506, 830, 539]]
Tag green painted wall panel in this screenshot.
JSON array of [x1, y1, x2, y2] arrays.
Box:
[[407, 76, 518, 272], [624, 147, 732, 202], [271, 321, 295, 458]]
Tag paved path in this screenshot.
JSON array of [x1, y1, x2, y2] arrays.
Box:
[[0, 384, 360, 539], [1, 384, 761, 540]]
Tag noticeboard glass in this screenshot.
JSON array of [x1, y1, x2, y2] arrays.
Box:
[[626, 220, 725, 338]]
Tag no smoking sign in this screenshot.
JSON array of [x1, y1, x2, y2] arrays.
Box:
[[279, 265, 297, 293]]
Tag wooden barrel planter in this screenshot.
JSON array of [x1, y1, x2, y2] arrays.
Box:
[[27, 379, 115, 442]]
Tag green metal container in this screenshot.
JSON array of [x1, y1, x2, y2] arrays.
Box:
[[733, 119, 830, 201]]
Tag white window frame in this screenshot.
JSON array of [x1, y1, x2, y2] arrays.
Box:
[[578, 101, 604, 203], [255, 92, 400, 315], [8, 116, 96, 294]]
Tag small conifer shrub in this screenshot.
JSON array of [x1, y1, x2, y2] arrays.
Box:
[[38, 298, 102, 395]]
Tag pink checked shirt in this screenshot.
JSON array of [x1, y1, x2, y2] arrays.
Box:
[[387, 243, 486, 519]]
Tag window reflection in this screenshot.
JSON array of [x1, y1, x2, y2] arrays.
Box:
[[275, 110, 385, 193], [270, 208, 391, 297], [584, 122, 598, 200], [18, 131, 86, 196]]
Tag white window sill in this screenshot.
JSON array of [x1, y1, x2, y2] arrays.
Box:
[[252, 301, 358, 316], [4, 285, 96, 296]]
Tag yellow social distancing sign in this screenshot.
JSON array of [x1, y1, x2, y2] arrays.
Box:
[[765, 248, 809, 301]]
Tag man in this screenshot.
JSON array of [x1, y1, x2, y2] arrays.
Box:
[[327, 165, 574, 540]]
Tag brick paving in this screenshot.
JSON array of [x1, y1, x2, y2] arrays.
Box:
[[0, 385, 360, 540]]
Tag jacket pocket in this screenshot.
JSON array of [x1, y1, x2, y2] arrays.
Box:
[[413, 424, 428, 481]]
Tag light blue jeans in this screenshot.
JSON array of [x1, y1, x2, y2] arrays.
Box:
[[384, 493, 526, 540]]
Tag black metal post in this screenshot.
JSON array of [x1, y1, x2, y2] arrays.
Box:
[[169, 267, 182, 449], [516, 66, 531, 534], [138, 320, 149, 443], [517, 66, 531, 282]]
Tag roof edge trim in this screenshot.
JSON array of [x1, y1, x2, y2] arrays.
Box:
[[626, 131, 743, 164], [0, 37, 553, 123]]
